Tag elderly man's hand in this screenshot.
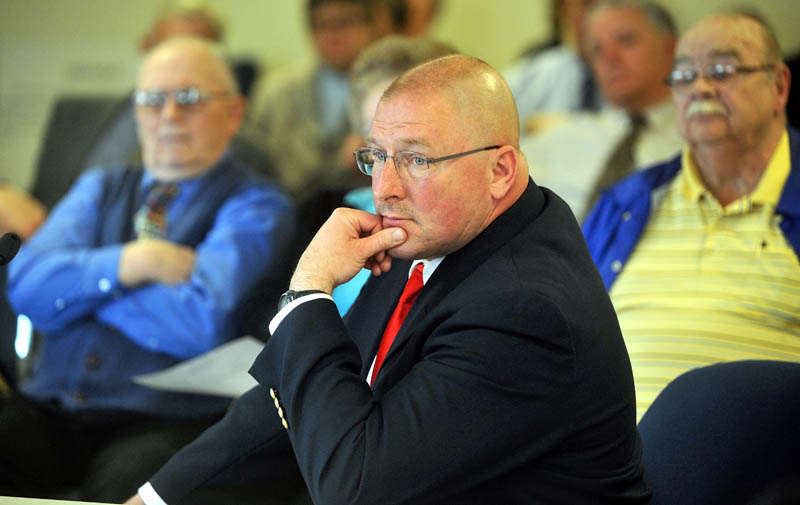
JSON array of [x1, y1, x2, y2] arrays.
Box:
[[119, 239, 196, 287], [289, 208, 407, 294], [0, 183, 46, 240]]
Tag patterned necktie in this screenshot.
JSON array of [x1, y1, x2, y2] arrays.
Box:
[[586, 114, 647, 214], [370, 263, 425, 385], [134, 183, 178, 239]]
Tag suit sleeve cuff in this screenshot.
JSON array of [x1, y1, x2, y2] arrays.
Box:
[[138, 482, 168, 505], [268, 293, 333, 335]]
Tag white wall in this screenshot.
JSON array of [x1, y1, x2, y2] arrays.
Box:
[[1, 0, 798, 188]]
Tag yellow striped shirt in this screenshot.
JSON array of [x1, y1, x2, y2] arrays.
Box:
[[610, 130, 800, 420]]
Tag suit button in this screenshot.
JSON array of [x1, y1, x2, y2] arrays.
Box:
[[85, 354, 101, 370]]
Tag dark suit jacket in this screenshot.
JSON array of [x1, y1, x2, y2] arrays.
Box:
[[150, 180, 650, 505]]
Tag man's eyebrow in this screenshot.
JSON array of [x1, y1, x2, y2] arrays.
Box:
[[363, 137, 434, 150], [398, 137, 434, 150], [708, 49, 742, 60], [675, 49, 742, 64]]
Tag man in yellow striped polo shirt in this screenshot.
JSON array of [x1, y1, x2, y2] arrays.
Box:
[[582, 12, 799, 421]]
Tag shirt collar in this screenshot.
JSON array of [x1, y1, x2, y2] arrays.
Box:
[[409, 257, 444, 285]]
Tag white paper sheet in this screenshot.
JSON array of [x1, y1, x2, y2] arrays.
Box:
[[133, 336, 264, 397]]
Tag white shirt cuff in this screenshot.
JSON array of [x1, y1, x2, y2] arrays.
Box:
[[268, 293, 333, 335], [138, 482, 168, 505]]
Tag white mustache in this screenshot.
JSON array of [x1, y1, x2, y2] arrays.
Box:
[[686, 100, 727, 118]]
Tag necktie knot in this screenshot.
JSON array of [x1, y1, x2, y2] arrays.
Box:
[[395, 263, 425, 309], [370, 263, 424, 385], [134, 182, 178, 239]]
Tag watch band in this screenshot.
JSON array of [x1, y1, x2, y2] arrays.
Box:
[[277, 289, 326, 311]]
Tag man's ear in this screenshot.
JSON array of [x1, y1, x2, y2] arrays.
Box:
[[490, 145, 518, 200], [774, 63, 791, 114], [228, 95, 247, 135]]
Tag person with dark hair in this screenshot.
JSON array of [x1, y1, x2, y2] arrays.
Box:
[[244, 0, 383, 205], [503, 0, 602, 131], [1, 37, 294, 503]]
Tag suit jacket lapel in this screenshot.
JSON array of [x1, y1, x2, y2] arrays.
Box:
[[346, 259, 413, 379]]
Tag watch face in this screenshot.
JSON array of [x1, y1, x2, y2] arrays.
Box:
[[278, 291, 297, 311], [278, 290, 323, 311]]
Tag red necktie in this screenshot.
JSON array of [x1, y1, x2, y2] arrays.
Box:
[[371, 263, 424, 385]]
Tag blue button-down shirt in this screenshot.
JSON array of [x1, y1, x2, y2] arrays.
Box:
[[7, 158, 293, 416]]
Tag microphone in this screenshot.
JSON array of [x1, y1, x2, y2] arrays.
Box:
[[0, 233, 21, 266]]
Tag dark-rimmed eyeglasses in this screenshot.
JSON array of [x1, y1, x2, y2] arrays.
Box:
[[665, 62, 776, 88], [132, 87, 232, 110], [353, 145, 501, 181]]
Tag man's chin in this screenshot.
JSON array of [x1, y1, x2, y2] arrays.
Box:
[[385, 242, 420, 261], [146, 159, 209, 180]]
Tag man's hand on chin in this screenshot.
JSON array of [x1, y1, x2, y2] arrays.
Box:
[[290, 208, 407, 293]]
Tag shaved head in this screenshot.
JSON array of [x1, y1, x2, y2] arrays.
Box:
[[383, 55, 522, 149]]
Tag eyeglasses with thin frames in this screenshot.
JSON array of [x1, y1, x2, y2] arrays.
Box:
[[665, 62, 776, 89], [353, 145, 501, 181], [132, 87, 232, 112]]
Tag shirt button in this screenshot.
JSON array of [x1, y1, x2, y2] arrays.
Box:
[[98, 278, 111, 292], [621, 211, 631, 222], [55, 298, 65, 310], [611, 260, 623, 273], [85, 354, 101, 370], [147, 337, 158, 349]]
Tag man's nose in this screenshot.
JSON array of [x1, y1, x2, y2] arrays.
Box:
[[687, 71, 718, 98], [160, 97, 185, 120], [372, 157, 405, 201]]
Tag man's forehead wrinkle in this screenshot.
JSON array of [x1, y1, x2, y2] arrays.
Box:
[[369, 118, 430, 139]]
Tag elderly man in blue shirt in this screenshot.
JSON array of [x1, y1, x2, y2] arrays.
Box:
[[1, 37, 293, 503]]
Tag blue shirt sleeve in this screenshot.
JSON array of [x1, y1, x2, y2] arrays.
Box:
[[8, 169, 293, 360], [7, 169, 124, 332], [93, 185, 293, 359]]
